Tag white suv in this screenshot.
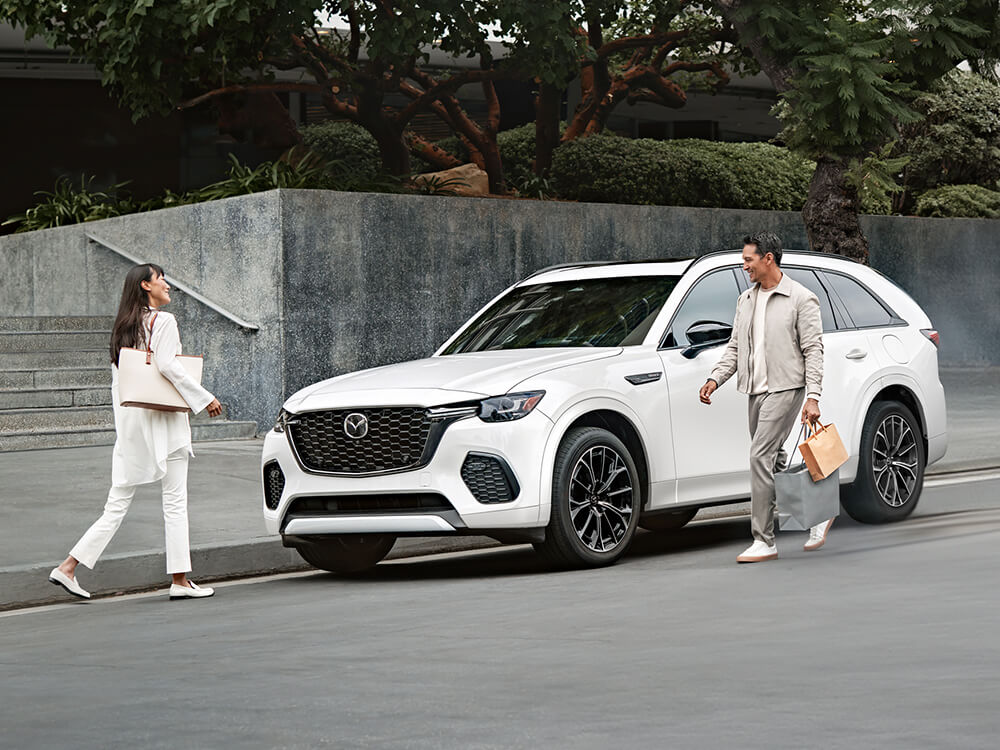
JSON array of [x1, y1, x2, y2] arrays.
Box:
[[261, 251, 947, 572]]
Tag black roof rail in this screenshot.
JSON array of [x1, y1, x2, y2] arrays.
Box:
[[691, 247, 863, 265], [521, 256, 698, 282]]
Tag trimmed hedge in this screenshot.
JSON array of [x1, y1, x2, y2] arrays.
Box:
[[300, 121, 382, 178], [551, 135, 813, 210], [914, 184, 1000, 218]]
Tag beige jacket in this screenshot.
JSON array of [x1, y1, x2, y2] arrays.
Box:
[[709, 272, 824, 397]]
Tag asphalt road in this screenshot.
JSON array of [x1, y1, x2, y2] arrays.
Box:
[[3, 476, 1000, 750]]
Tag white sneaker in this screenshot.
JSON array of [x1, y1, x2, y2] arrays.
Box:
[[48, 567, 91, 599], [804, 518, 835, 551], [169, 581, 215, 600], [736, 540, 778, 563]]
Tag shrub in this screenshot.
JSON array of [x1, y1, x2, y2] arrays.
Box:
[[913, 184, 1000, 218], [2, 177, 128, 233], [897, 71, 1000, 211], [551, 135, 812, 210], [299, 121, 382, 179]]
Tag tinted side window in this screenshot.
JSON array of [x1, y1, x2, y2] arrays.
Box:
[[782, 267, 838, 332], [822, 272, 894, 328], [664, 269, 739, 347]]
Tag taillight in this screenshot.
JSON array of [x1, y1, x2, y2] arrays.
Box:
[[920, 329, 940, 348]]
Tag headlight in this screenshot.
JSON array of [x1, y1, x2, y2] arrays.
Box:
[[272, 409, 299, 433], [478, 391, 545, 422]]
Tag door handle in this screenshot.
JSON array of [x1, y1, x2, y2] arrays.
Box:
[[845, 349, 867, 360]]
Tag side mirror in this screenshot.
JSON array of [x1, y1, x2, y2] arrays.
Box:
[[681, 320, 732, 359]]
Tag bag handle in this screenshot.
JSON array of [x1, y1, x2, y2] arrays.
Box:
[[145, 311, 158, 365]]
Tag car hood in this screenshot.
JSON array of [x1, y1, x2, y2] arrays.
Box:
[[285, 348, 623, 411]]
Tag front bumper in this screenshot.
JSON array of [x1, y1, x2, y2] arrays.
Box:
[[261, 409, 554, 537]]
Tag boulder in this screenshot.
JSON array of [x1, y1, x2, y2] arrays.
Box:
[[414, 163, 490, 196]]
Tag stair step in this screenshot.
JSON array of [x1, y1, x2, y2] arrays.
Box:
[[0, 316, 115, 332], [0, 368, 110, 390], [0, 405, 113, 431], [0, 350, 109, 371], [0, 421, 258, 452], [0, 387, 111, 409], [0, 331, 110, 352]]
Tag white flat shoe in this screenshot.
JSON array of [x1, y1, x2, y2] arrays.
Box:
[[49, 567, 91, 599], [169, 581, 215, 600], [804, 517, 835, 551], [737, 540, 778, 563]]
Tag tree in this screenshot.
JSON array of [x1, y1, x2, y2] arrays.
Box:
[[714, 0, 1000, 262], [0, 1, 519, 190], [494, 1, 745, 175]]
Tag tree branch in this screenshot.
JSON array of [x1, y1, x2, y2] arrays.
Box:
[[177, 82, 327, 111]]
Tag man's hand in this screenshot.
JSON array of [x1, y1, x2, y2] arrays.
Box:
[[699, 379, 718, 405], [801, 397, 820, 425], [206, 398, 223, 418]]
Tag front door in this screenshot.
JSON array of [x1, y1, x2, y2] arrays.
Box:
[[657, 268, 751, 506]]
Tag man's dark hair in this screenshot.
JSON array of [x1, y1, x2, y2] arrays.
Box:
[[743, 231, 782, 266]]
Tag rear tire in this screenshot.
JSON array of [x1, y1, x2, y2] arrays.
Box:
[[295, 534, 397, 573], [841, 400, 925, 524], [639, 507, 698, 532], [535, 427, 641, 567]]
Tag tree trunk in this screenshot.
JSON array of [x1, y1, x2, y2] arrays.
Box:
[[356, 89, 411, 176], [534, 83, 562, 176], [802, 157, 870, 264]]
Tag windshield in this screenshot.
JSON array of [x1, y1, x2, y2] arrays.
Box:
[[442, 276, 679, 353]]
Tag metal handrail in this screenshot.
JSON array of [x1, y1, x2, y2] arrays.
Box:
[[85, 232, 260, 331]]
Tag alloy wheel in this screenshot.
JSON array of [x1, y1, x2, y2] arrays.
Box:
[[568, 445, 635, 552], [872, 414, 919, 508]]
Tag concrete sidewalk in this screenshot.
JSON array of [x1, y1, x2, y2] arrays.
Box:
[[2, 367, 996, 610]]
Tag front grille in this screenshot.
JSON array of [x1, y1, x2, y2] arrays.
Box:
[[461, 453, 519, 504], [289, 407, 434, 474], [287, 493, 455, 515], [263, 462, 285, 510]]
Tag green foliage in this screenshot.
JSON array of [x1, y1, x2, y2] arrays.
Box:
[[551, 135, 812, 210], [412, 175, 469, 196], [734, 1, 1000, 159], [3, 151, 403, 232], [1, 177, 128, 233], [0, 0, 320, 119], [498, 124, 548, 188], [913, 184, 1000, 218], [299, 121, 382, 179], [897, 71, 1000, 202], [845, 142, 909, 215], [511, 174, 556, 200]]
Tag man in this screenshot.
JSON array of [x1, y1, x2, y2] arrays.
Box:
[[698, 231, 834, 563]]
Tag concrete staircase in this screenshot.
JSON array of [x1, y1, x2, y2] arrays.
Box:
[[0, 316, 257, 452]]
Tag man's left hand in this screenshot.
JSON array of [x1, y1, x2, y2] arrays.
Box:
[[801, 397, 820, 425]]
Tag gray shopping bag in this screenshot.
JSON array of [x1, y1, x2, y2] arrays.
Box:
[[776, 464, 841, 531]]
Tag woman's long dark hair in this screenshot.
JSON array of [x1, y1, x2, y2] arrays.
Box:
[[110, 263, 164, 365]]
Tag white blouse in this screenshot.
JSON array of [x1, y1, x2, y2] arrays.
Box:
[[109, 309, 215, 487]]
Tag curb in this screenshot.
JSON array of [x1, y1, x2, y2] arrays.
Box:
[[0, 536, 502, 612]]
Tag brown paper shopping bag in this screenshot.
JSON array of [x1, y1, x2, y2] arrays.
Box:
[[799, 422, 848, 481]]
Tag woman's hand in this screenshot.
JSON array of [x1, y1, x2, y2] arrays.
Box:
[[206, 398, 222, 418]]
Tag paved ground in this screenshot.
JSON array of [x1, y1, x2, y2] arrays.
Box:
[[2, 474, 998, 750], [0, 366, 995, 609]]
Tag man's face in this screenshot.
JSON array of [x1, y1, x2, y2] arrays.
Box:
[[742, 244, 771, 284]]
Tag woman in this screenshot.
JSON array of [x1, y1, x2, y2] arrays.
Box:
[[48, 263, 223, 601]]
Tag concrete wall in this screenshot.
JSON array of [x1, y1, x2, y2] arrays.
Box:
[[2, 189, 996, 432], [0, 192, 286, 430]]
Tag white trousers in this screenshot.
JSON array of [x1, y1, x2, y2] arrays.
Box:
[[71, 449, 192, 574]]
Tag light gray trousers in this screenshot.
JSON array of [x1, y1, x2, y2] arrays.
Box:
[[748, 388, 805, 546]]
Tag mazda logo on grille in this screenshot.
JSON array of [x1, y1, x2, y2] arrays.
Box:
[[343, 413, 369, 439]]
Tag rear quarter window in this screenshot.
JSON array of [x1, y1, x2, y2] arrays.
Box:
[[821, 272, 895, 328]]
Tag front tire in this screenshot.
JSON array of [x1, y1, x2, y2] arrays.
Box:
[[535, 427, 641, 567], [842, 401, 925, 524], [295, 534, 397, 573]]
